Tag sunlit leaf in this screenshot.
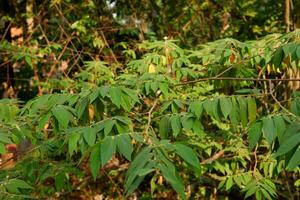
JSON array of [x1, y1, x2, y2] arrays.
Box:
[[219, 97, 232, 119]]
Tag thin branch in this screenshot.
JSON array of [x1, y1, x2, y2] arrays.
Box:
[[0, 22, 12, 42], [100, 30, 120, 67], [201, 150, 225, 164], [268, 80, 297, 117], [145, 99, 159, 135], [175, 77, 300, 86]]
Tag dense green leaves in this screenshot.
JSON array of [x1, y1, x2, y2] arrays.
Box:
[[2, 23, 300, 199]]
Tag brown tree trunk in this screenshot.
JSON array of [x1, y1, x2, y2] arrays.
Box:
[[284, 0, 291, 32]]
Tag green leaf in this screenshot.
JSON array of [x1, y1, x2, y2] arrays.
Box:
[[25, 56, 33, 68], [77, 97, 89, 119], [225, 177, 233, 191], [260, 188, 272, 200], [159, 82, 169, 96], [138, 168, 155, 176], [244, 183, 257, 199], [219, 97, 232, 119], [104, 119, 115, 136], [159, 116, 171, 139], [158, 163, 186, 200], [89, 143, 101, 179], [237, 97, 248, 127], [272, 47, 284, 67], [125, 147, 152, 195], [273, 116, 286, 142], [55, 172, 66, 191], [174, 143, 200, 170], [275, 133, 300, 157], [248, 121, 262, 150], [0, 133, 12, 143], [68, 132, 81, 156], [38, 112, 51, 129], [189, 100, 203, 119], [120, 93, 132, 111], [192, 119, 205, 138], [287, 148, 300, 170], [296, 46, 300, 59], [181, 115, 194, 130], [203, 99, 214, 117], [82, 127, 96, 146], [109, 87, 122, 108], [52, 106, 73, 129], [279, 122, 300, 145], [262, 117, 276, 145], [247, 97, 256, 123], [0, 143, 6, 154], [6, 179, 33, 190], [229, 97, 239, 128], [170, 115, 181, 138], [116, 134, 133, 161], [260, 179, 276, 197], [100, 136, 116, 166]]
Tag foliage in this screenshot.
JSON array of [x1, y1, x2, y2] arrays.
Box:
[[1, 27, 300, 199], [1, 0, 300, 199]]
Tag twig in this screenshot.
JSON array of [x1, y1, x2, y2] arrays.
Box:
[[0, 22, 12, 42], [253, 144, 258, 172], [100, 30, 120, 66], [145, 99, 159, 135], [175, 77, 300, 86], [201, 150, 225, 164], [268, 80, 297, 117]]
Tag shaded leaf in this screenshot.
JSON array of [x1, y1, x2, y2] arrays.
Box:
[[104, 119, 115, 136], [52, 106, 73, 129], [262, 117, 276, 145], [248, 121, 262, 150], [158, 163, 186, 200], [159, 116, 171, 139], [247, 98, 256, 123], [116, 134, 133, 161], [170, 115, 181, 138], [101, 136, 116, 166], [174, 143, 200, 170], [89, 143, 101, 179], [82, 127, 96, 146], [275, 133, 300, 157], [68, 132, 80, 156], [287, 148, 300, 170], [125, 147, 152, 195], [110, 87, 122, 108]]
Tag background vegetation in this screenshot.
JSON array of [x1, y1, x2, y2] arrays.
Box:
[[1, 0, 300, 199]]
